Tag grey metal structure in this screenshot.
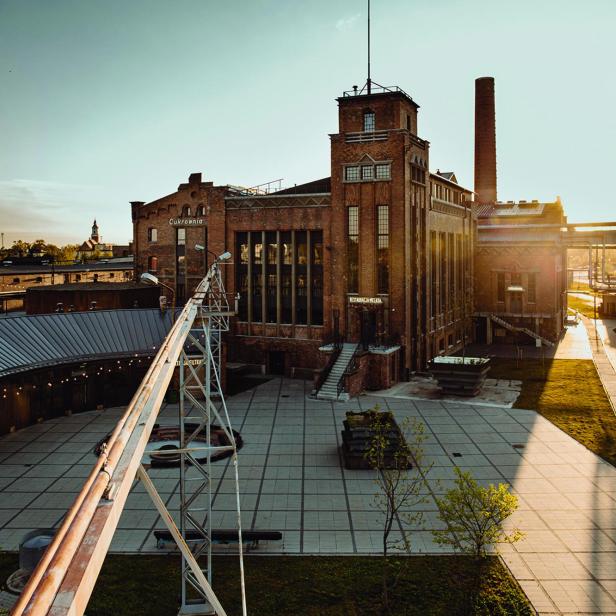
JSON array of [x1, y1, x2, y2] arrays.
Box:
[[0, 308, 173, 377], [12, 258, 245, 616], [177, 258, 246, 615]]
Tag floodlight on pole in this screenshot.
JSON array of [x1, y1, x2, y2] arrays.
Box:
[[140, 272, 176, 324]]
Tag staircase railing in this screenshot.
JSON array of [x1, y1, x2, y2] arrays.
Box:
[[337, 345, 361, 398], [314, 335, 343, 393], [489, 313, 555, 347]]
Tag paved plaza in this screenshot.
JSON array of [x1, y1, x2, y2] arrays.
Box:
[[1, 377, 616, 614]]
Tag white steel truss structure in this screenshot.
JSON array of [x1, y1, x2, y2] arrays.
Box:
[[13, 256, 246, 616], [177, 260, 246, 615]]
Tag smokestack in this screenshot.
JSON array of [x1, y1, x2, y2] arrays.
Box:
[[474, 77, 497, 203]]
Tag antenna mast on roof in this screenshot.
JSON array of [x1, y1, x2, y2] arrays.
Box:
[[367, 0, 371, 94]]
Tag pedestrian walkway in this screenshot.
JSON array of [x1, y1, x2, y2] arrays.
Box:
[[583, 316, 616, 412], [2, 378, 616, 613]]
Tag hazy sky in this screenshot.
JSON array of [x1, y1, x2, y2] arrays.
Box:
[[1, 0, 614, 246]]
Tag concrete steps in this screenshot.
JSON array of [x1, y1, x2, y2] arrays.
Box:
[[489, 313, 555, 348], [316, 343, 358, 400]]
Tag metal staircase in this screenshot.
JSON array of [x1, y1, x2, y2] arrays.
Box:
[[316, 343, 359, 400], [489, 313, 555, 347]]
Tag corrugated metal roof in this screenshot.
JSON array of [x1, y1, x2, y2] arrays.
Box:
[[476, 202, 546, 218], [0, 309, 175, 378]]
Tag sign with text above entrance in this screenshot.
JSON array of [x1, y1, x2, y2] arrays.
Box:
[[168, 218, 206, 227], [348, 296, 383, 305]]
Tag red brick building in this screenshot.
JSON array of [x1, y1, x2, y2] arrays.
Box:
[[472, 77, 568, 345], [132, 85, 475, 392], [474, 199, 567, 343]]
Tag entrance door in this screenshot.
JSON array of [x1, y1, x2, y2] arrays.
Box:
[[360, 310, 377, 349], [268, 351, 285, 375]]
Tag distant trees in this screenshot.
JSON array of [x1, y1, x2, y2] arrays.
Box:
[[1, 240, 79, 263]]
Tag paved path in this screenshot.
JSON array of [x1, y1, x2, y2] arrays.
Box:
[[2, 379, 616, 613], [583, 316, 616, 411], [466, 320, 593, 360]]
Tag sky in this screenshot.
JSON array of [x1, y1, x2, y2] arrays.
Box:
[[0, 0, 614, 246]]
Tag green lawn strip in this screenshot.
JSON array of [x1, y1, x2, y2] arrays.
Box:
[[567, 294, 601, 319], [489, 358, 616, 465], [0, 553, 531, 616]]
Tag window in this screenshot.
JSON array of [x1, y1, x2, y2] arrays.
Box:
[[528, 273, 536, 303], [266, 231, 277, 322], [377, 205, 389, 294], [176, 228, 186, 302], [345, 166, 360, 182], [93, 274, 99, 282], [76, 274, 81, 282], [35, 276, 43, 283], [280, 231, 292, 323], [236, 232, 248, 321], [295, 231, 308, 324], [375, 164, 391, 180], [497, 273, 505, 303], [147, 227, 157, 242], [148, 256, 158, 272], [363, 111, 375, 132], [361, 165, 374, 180], [347, 206, 359, 293], [109, 273, 114, 279], [181, 205, 191, 217], [12, 277, 19, 284], [406, 114, 411, 132], [311, 230, 324, 325], [196, 205, 205, 216]]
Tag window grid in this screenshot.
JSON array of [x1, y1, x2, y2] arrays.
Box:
[[345, 166, 360, 181], [375, 164, 391, 179], [347, 207, 359, 293], [377, 205, 389, 294], [235, 230, 323, 326], [363, 111, 375, 132]]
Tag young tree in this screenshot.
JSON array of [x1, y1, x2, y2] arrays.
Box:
[[432, 466, 523, 559], [364, 407, 432, 614]]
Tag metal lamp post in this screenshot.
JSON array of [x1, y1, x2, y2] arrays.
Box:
[[141, 272, 177, 323]]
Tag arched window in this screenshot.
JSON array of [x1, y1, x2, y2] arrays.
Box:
[[181, 205, 191, 217], [147, 227, 157, 242], [363, 110, 375, 132], [196, 205, 206, 216], [148, 256, 158, 272]]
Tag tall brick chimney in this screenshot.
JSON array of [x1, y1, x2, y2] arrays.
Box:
[[474, 77, 497, 203]]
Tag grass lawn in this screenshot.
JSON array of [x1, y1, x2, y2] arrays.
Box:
[[567, 293, 601, 319], [489, 358, 616, 465], [0, 553, 531, 616]]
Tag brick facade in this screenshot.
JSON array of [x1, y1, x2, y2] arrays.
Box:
[[132, 87, 476, 389]]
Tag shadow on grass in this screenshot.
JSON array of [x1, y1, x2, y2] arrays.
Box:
[[0, 553, 531, 616], [489, 358, 616, 466]]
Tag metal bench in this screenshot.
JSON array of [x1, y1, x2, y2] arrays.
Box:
[[153, 529, 283, 551]]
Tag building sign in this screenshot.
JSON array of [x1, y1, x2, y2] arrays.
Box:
[[168, 218, 206, 227], [348, 296, 383, 305]]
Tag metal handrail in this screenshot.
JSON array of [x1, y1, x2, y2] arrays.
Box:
[[314, 335, 343, 393]]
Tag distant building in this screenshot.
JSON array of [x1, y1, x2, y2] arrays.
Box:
[[472, 77, 567, 345], [0, 260, 134, 313], [474, 199, 567, 344], [76, 219, 113, 260]]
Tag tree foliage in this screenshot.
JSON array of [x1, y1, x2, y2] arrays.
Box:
[[432, 466, 523, 559], [1, 240, 79, 263], [364, 406, 432, 614]]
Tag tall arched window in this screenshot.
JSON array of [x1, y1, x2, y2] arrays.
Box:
[[181, 205, 191, 217], [196, 205, 205, 216], [148, 256, 158, 272]]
